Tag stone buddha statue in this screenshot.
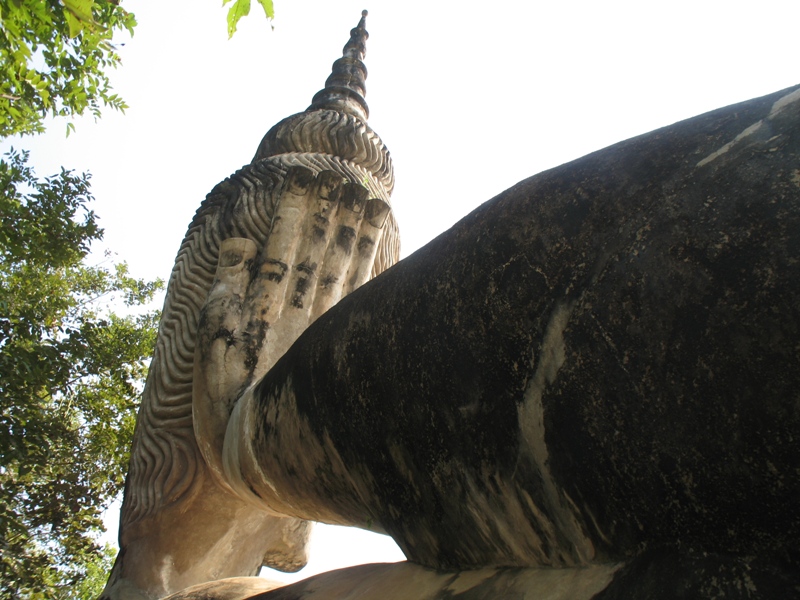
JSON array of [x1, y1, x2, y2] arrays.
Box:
[[103, 9, 800, 599]]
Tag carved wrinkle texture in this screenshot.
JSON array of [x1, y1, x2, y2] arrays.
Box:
[[255, 109, 394, 195], [123, 153, 399, 528]]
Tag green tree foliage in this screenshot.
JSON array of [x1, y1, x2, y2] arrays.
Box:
[[0, 149, 163, 599], [0, 0, 136, 137], [224, 0, 274, 38]]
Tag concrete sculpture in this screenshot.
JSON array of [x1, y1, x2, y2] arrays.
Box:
[[101, 12, 399, 600], [104, 10, 800, 600]]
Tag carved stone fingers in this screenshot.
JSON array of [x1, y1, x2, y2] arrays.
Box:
[[194, 165, 392, 496], [194, 236, 257, 486], [289, 178, 392, 323], [343, 196, 391, 295], [251, 165, 393, 373]]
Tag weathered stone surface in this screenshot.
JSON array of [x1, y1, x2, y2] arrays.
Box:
[[193, 83, 800, 598], [168, 554, 798, 600], [162, 577, 284, 600], [254, 562, 620, 600]]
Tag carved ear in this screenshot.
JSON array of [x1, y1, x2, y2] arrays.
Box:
[[260, 517, 314, 573]]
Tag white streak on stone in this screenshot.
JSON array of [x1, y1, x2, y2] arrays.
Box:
[[769, 87, 800, 118], [518, 300, 595, 565], [696, 87, 800, 169], [696, 121, 764, 167]]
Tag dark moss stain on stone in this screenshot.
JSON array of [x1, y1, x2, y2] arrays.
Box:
[[295, 261, 316, 275], [593, 548, 800, 600], [242, 320, 268, 374], [312, 223, 327, 241], [336, 226, 356, 253], [290, 277, 311, 309], [263, 258, 288, 283], [211, 327, 235, 346], [320, 273, 338, 288], [357, 235, 374, 257]]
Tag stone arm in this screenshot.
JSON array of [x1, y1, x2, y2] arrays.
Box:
[[196, 84, 800, 575]]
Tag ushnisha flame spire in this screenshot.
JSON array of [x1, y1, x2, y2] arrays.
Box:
[[308, 10, 370, 121], [252, 9, 394, 194]]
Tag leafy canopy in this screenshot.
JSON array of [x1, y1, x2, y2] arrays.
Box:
[[0, 0, 136, 137], [0, 149, 163, 599]]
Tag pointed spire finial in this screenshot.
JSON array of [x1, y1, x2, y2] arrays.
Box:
[[308, 10, 371, 120]]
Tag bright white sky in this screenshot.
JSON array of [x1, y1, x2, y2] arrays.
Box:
[[3, 0, 799, 587]]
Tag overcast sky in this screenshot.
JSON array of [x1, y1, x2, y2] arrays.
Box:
[[3, 0, 798, 585]]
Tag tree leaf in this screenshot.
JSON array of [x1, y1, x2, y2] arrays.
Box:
[[62, 0, 95, 24], [63, 9, 84, 38], [256, 0, 274, 20], [62, 0, 96, 38], [226, 0, 251, 38]]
